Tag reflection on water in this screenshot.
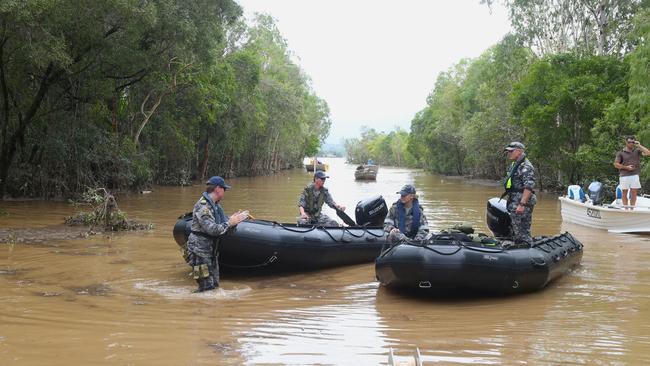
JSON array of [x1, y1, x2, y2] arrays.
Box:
[[1, 158, 650, 365]]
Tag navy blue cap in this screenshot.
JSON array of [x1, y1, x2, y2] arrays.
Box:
[[314, 170, 330, 180], [206, 176, 231, 190], [397, 184, 416, 195]]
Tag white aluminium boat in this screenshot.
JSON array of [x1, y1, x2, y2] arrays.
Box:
[[559, 195, 650, 233]]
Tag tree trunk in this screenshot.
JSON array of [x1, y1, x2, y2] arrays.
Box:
[[0, 62, 55, 198]]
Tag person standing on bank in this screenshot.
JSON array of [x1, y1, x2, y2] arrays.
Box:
[[503, 142, 536, 246], [383, 184, 429, 244], [614, 136, 650, 207], [298, 170, 345, 226], [187, 176, 249, 292]]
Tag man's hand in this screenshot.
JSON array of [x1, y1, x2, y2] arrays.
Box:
[[516, 204, 525, 214], [627, 164, 635, 171], [228, 210, 248, 226], [336, 205, 345, 212], [390, 228, 400, 234]]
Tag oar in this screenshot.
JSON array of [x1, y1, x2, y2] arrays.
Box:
[[335, 207, 356, 226]]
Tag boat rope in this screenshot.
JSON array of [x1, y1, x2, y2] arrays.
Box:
[[220, 251, 278, 269], [268, 221, 384, 243], [270, 221, 318, 233], [399, 240, 463, 255]]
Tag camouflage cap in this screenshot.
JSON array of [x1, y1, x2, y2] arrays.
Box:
[[504, 141, 525, 151], [397, 184, 416, 195]]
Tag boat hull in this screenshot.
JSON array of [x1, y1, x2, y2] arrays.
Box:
[[354, 165, 379, 180], [174, 214, 387, 271], [375, 232, 583, 294], [559, 196, 650, 233]]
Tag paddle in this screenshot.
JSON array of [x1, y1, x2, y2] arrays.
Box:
[[335, 207, 357, 226]]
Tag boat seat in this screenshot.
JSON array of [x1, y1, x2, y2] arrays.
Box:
[[567, 185, 586, 202]]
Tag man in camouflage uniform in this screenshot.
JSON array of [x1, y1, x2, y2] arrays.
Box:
[[503, 142, 536, 246], [187, 176, 248, 292], [298, 170, 346, 226], [384, 184, 429, 244]]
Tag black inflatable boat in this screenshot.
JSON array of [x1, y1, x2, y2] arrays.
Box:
[[173, 195, 389, 271], [375, 198, 584, 294]]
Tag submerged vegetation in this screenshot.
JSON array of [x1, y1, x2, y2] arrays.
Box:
[[65, 188, 153, 231]]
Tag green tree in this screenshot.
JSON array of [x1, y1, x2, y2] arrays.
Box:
[[512, 53, 628, 187]]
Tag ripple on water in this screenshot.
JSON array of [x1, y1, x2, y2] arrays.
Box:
[[133, 280, 252, 300]]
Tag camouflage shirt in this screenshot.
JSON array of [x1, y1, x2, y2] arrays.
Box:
[[507, 157, 537, 207], [511, 158, 536, 192], [298, 183, 337, 216], [384, 201, 429, 240], [187, 193, 229, 259]]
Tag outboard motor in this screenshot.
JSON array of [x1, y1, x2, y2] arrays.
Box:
[[173, 212, 192, 247], [355, 195, 388, 226], [486, 197, 512, 238], [588, 181, 604, 205]]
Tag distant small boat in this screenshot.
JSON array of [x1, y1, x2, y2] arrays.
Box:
[[354, 164, 378, 180], [305, 158, 329, 172]]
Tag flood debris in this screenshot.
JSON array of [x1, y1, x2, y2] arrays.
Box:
[[71, 283, 111, 296], [64, 188, 153, 231], [0, 227, 98, 244]]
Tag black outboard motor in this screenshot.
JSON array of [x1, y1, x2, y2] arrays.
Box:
[[486, 197, 512, 238], [355, 195, 388, 226], [588, 181, 604, 205], [173, 212, 192, 247]]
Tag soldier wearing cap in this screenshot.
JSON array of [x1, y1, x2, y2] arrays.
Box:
[[383, 184, 429, 244], [503, 142, 536, 246], [298, 170, 345, 226], [186, 176, 249, 292]]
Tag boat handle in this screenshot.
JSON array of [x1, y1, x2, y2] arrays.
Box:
[[303, 236, 322, 242], [365, 237, 376, 242], [531, 257, 546, 268], [418, 281, 431, 289]]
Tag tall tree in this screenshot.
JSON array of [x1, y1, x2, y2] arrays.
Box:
[[483, 0, 642, 56]]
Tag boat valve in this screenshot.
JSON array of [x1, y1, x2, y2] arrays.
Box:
[[418, 281, 432, 289]]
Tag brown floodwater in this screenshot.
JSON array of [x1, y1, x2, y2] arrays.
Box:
[[1, 158, 649, 365]]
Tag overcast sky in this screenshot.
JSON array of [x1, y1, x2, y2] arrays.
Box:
[[236, 0, 512, 144]]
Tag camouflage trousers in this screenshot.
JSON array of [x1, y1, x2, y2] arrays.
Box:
[[298, 213, 338, 227], [507, 199, 535, 246], [187, 242, 220, 292]]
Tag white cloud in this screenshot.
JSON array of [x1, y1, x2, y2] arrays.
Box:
[[236, 0, 512, 143]]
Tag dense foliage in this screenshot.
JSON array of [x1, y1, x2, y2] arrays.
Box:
[[344, 127, 415, 167], [0, 1, 330, 198], [353, 1, 650, 191]]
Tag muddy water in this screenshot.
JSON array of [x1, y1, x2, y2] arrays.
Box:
[[1, 157, 650, 365]]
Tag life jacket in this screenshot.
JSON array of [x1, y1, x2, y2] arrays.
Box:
[[305, 185, 326, 216], [397, 199, 421, 239], [502, 154, 527, 197]]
